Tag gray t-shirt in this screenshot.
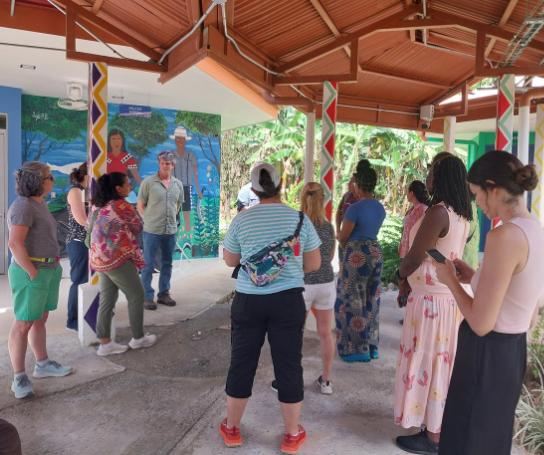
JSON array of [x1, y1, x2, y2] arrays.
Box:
[[7, 197, 60, 269]]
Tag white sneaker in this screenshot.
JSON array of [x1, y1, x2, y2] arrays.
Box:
[[129, 334, 157, 350], [317, 375, 333, 395], [97, 341, 128, 356]]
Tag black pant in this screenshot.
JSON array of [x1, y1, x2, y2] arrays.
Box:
[[226, 288, 306, 404], [439, 320, 527, 455], [0, 419, 22, 455]]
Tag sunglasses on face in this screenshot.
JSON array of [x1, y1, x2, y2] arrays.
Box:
[[44, 175, 54, 181], [426, 163, 432, 171]]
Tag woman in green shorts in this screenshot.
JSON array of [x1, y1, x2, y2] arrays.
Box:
[[7, 161, 73, 399]]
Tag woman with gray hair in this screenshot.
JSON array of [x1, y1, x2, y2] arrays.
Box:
[[7, 161, 73, 399]]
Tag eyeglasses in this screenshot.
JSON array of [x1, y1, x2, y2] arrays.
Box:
[[44, 175, 54, 182]]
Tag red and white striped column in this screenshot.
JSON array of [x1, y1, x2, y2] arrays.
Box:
[[320, 81, 338, 221], [493, 74, 515, 228]]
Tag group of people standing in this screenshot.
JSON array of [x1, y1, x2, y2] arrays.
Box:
[[4, 143, 544, 455], [5, 143, 198, 399], [221, 151, 544, 455]]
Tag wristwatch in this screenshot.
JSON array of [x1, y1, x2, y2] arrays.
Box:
[[396, 269, 406, 281]]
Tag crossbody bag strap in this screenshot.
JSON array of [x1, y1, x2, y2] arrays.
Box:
[[294, 211, 304, 237]]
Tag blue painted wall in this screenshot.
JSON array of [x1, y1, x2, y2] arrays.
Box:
[[0, 86, 22, 205]]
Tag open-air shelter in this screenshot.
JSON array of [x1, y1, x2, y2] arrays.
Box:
[[3, 0, 544, 198]]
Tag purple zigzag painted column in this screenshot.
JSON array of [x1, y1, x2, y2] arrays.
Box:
[[79, 62, 111, 346]]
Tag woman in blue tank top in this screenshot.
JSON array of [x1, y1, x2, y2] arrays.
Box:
[[336, 160, 386, 362]]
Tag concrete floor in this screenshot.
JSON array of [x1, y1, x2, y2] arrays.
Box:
[[0, 260, 525, 455]]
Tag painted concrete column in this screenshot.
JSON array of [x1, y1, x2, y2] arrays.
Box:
[[493, 74, 515, 228], [320, 81, 338, 221], [495, 74, 515, 153], [304, 110, 316, 184], [443, 116, 456, 153], [533, 103, 544, 226], [79, 62, 113, 346]]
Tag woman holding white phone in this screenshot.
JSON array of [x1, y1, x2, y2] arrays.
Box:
[[393, 155, 472, 454], [434, 151, 544, 455]]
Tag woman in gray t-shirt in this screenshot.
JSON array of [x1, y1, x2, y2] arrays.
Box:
[[300, 182, 336, 394], [7, 161, 72, 400]]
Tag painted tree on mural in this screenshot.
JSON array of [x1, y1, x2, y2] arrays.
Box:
[[174, 111, 221, 175], [21, 95, 87, 162], [109, 111, 169, 183]]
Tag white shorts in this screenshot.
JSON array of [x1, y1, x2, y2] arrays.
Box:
[[303, 281, 336, 312]]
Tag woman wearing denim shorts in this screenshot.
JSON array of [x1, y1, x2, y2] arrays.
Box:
[[7, 162, 73, 399]]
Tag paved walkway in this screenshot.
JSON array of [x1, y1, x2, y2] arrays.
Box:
[[0, 259, 524, 454]]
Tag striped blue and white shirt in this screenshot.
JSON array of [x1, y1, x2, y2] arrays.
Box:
[[223, 204, 321, 295]]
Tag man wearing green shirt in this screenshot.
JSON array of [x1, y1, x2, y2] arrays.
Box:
[[137, 152, 184, 310]]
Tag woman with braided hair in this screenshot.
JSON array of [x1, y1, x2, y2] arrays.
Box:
[[393, 155, 473, 454], [336, 160, 386, 363]]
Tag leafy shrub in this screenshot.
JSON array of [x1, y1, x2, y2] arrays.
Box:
[[378, 214, 403, 285], [516, 346, 544, 455], [530, 312, 544, 381]]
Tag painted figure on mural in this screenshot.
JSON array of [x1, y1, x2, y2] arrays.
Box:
[[168, 126, 203, 249], [107, 129, 143, 188]]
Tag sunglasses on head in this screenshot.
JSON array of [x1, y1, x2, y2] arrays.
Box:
[[158, 152, 174, 158]]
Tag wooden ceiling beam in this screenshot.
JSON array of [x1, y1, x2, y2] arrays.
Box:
[[308, 0, 351, 59], [485, 0, 520, 58], [358, 65, 453, 89], [55, 0, 163, 61], [0, 2, 125, 45], [277, 4, 422, 73], [426, 6, 544, 54], [405, 0, 416, 42], [91, 0, 105, 15]]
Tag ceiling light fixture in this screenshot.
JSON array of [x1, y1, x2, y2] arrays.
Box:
[[20, 64, 36, 70]]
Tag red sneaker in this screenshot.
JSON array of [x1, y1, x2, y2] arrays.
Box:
[[219, 418, 242, 447], [280, 425, 307, 454]]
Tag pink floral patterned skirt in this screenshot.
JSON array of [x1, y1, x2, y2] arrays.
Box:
[[393, 290, 462, 433]]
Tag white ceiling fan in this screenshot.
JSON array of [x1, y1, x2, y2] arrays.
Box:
[[57, 82, 88, 111]]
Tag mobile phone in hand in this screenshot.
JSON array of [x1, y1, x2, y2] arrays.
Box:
[[426, 248, 461, 274]]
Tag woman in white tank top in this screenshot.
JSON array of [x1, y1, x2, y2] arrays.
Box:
[[433, 150, 544, 455]]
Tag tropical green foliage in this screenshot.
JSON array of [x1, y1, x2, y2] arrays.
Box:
[[377, 215, 403, 285], [234, 107, 446, 215], [175, 110, 221, 175], [516, 341, 544, 455], [22, 95, 87, 162]]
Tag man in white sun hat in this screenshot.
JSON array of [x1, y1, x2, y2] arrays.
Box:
[[167, 126, 203, 251]]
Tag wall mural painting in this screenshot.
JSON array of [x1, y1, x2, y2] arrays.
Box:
[[21, 94, 221, 259]]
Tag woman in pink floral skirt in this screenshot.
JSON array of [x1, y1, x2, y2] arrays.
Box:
[[393, 155, 472, 455]]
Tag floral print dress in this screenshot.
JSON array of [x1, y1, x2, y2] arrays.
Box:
[[394, 202, 469, 433]]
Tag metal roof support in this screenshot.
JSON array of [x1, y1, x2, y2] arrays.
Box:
[[10, 0, 15, 16]]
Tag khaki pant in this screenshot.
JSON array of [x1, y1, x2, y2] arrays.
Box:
[[97, 260, 145, 340]]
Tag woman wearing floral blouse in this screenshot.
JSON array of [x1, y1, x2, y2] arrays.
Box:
[[87, 172, 155, 357]]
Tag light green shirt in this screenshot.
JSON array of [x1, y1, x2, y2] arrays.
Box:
[[138, 172, 184, 235]]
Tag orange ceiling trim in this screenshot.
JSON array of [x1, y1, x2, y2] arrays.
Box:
[[196, 58, 278, 119]]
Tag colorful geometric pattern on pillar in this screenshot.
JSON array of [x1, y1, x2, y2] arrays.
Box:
[[88, 62, 108, 285], [495, 74, 515, 153], [443, 116, 456, 153], [533, 103, 544, 225], [320, 81, 338, 221]]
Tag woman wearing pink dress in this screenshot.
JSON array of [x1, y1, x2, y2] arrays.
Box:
[[393, 156, 473, 454]]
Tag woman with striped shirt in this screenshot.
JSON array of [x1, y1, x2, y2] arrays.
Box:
[[220, 162, 321, 454]]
